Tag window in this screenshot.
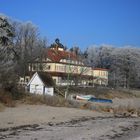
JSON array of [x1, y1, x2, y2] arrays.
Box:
[[25, 78, 29, 83], [53, 79, 56, 84], [46, 65, 51, 70], [39, 64, 43, 70], [33, 65, 36, 70]]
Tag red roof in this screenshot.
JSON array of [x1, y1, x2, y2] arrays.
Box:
[[46, 48, 79, 62]]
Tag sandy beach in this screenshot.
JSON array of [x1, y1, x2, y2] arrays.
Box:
[[1, 116, 140, 140], [0, 104, 140, 140], [0, 105, 108, 128]]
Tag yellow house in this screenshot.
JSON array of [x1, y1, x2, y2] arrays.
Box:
[[92, 68, 108, 86], [28, 43, 108, 86]]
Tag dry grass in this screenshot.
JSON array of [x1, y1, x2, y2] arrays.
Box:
[[80, 102, 112, 112], [0, 89, 16, 107], [67, 99, 113, 113], [112, 105, 140, 117], [22, 94, 70, 107], [0, 86, 140, 117], [69, 98, 140, 116], [59, 86, 136, 99], [0, 103, 5, 112], [20, 93, 140, 116], [22, 94, 46, 105]]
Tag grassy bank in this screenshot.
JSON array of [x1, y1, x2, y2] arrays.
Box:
[[0, 87, 140, 117], [59, 86, 138, 99]]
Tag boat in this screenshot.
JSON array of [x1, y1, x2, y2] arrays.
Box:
[[76, 95, 93, 100], [76, 95, 113, 103], [88, 97, 113, 103]]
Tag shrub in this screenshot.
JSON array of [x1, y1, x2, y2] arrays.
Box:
[[22, 94, 46, 105], [44, 95, 67, 106], [0, 89, 16, 107], [0, 103, 5, 111], [22, 94, 70, 107]]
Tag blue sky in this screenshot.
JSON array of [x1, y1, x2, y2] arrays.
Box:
[[0, 0, 140, 50]]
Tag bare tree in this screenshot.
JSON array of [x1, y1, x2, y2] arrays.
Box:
[[0, 15, 17, 90], [12, 21, 47, 78]]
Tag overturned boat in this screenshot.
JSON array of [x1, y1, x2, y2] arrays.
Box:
[[76, 95, 113, 103], [76, 95, 93, 100], [88, 97, 113, 103]]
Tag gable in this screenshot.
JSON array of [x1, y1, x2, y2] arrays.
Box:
[[27, 73, 44, 86]]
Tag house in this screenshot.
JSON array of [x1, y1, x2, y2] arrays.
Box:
[[92, 68, 108, 86], [19, 76, 30, 86], [28, 40, 108, 86], [27, 72, 54, 95]]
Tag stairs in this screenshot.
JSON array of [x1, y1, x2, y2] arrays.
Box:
[[54, 86, 65, 97]]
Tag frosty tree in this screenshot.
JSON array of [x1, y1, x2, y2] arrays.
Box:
[[0, 15, 16, 89], [86, 45, 140, 88]]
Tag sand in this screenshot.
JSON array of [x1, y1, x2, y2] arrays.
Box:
[[0, 104, 140, 140], [0, 104, 108, 128]]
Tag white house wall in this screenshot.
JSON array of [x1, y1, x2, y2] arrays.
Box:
[[45, 87, 54, 96], [29, 74, 44, 94]]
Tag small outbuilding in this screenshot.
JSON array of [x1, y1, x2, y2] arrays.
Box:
[[27, 72, 54, 96]]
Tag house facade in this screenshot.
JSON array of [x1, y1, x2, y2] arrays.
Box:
[[93, 68, 108, 86], [27, 72, 54, 95], [28, 42, 108, 86]]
